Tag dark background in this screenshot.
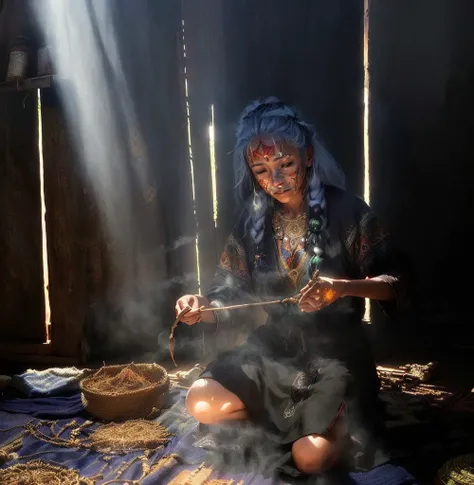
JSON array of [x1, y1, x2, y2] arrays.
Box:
[[0, 0, 472, 365]]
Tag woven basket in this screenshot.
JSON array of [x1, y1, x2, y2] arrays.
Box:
[[80, 363, 169, 421]]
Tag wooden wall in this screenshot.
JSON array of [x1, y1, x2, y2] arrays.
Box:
[[0, 0, 45, 348], [42, 0, 191, 361], [369, 0, 474, 349], [0, 92, 45, 345], [177, 0, 365, 359], [0, 0, 190, 362], [1, 0, 473, 364], [40, 101, 102, 359], [183, 0, 364, 290]]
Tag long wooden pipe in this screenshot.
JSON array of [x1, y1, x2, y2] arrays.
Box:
[[199, 269, 320, 313], [169, 271, 320, 367]]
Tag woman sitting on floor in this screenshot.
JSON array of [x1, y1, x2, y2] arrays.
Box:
[[175, 97, 407, 477]]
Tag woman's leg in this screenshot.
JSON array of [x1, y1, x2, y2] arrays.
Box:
[[292, 412, 348, 475], [186, 378, 248, 424]]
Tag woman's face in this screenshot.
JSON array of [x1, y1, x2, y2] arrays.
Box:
[[247, 137, 313, 205]]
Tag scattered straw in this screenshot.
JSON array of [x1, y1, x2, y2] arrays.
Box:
[[89, 420, 172, 452], [437, 453, 474, 485], [150, 454, 179, 474], [168, 465, 214, 485], [204, 480, 236, 485], [0, 461, 91, 485], [0, 437, 22, 464]]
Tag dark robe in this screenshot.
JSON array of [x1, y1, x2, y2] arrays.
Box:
[[199, 186, 408, 476]]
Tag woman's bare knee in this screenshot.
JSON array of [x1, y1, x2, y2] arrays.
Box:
[[292, 410, 347, 474], [292, 434, 335, 474], [292, 421, 346, 474], [185, 378, 245, 424]]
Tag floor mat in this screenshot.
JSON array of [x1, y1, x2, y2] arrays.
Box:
[[0, 386, 419, 484]]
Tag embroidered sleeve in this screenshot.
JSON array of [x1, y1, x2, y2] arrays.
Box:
[[345, 206, 410, 315], [217, 234, 251, 284], [205, 232, 254, 329], [350, 211, 391, 275]]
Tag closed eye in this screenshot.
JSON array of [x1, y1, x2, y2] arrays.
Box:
[[281, 160, 295, 168]]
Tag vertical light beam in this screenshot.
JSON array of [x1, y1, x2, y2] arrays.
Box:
[[363, 0, 371, 207], [182, 20, 201, 293], [363, 0, 371, 323], [209, 104, 218, 227], [37, 89, 52, 342]]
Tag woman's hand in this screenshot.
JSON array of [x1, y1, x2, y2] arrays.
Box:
[[298, 277, 348, 313], [175, 295, 216, 324]]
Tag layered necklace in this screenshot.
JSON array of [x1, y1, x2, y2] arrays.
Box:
[[273, 209, 309, 287]]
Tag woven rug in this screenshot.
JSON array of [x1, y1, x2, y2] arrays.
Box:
[[0, 383, 419, 484], [1, 361, 471, 484]]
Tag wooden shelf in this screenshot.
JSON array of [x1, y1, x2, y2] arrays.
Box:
[[0, 74, 55, 93]]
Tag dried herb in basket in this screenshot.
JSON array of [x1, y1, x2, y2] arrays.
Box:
[[84, 364, 154, 395]]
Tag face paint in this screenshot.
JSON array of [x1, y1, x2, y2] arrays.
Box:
[[268, 158, 305, 194], [250, 140, 279, 161], [259, 179, 270, 193], [247, 137, 309, 201]]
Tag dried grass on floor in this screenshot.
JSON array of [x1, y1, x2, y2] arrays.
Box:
[[377, 362, 473, 409], [0, 461, 84, 485]]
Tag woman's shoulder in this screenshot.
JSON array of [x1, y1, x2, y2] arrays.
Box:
[[220, 205, 255, 252], [231, 206, 252, 236], [325, 186, 370, 221]]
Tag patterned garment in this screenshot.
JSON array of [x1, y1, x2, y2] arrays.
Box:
[[272, 211, 308, 288], [202, 186, 409, 476], [218, 234, 251, 284], [208, 186, 406, 318]]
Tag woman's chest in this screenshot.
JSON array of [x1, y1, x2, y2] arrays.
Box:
[[269, 214, 348, 292]]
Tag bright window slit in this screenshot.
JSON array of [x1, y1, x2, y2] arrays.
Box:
[[363, 0, 371, 323], [37, 89, 52, 342], [182, 19, 201, 293], [209, 104, 218, 227]]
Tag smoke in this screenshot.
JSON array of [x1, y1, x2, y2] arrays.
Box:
[[165, 236, 196, 252], [32, 7, 388, 476], [32, 1, 199, 358], [176, 323, 389, 479], [188, 357, 387, 482]]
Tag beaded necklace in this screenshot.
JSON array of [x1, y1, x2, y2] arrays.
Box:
[[305, 204, 327, 276]]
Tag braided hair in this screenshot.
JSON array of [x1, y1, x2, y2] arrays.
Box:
[[233, 97, 345, 275]]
